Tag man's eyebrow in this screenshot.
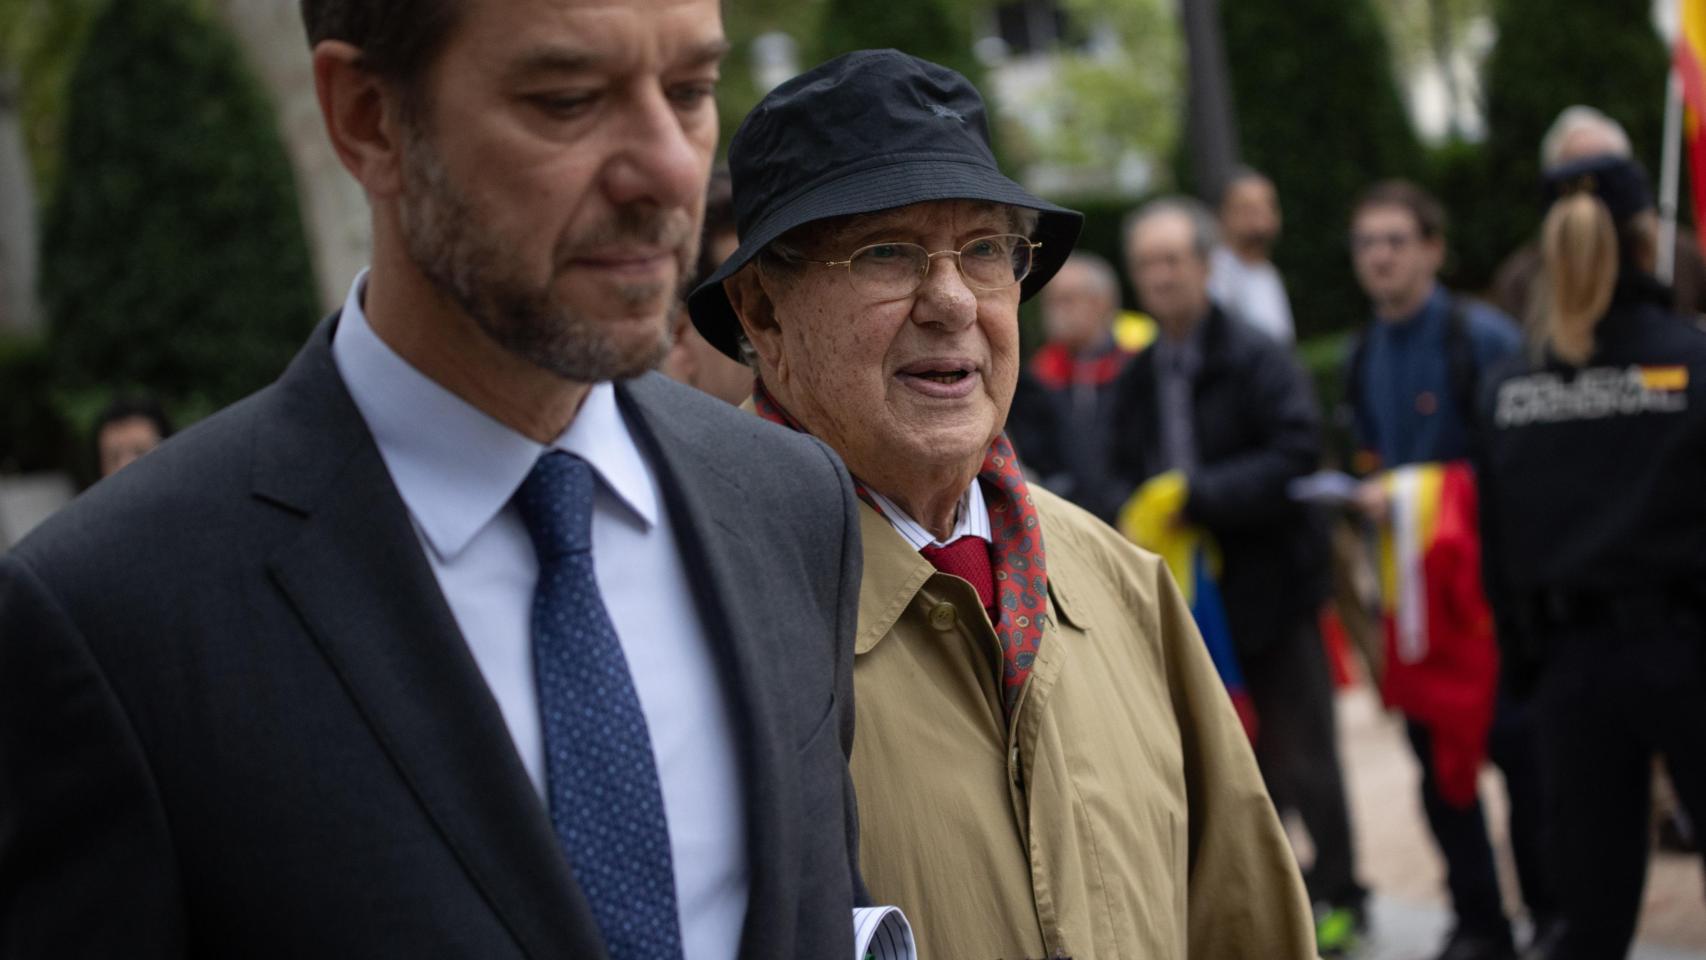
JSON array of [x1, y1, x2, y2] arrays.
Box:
[[840, 205, 1009, 247], [837, 216, 907, 248], [506, 48, 599, 81], [506, 38, 730, 81], [679, 38, 732, 69]]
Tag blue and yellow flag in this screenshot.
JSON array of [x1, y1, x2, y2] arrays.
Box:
[[1118, 471, 1256, 740]]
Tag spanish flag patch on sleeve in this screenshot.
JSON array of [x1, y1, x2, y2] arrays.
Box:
[[1638, 365, 1690, 391]]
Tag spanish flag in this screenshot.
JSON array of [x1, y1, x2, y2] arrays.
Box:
[[1118, 471, 1258, 741], [1677, 0, 1706, 228], [1375, 462, 1498, 809]]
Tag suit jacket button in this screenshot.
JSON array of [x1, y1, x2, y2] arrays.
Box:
[[928, 602, 958, 631]]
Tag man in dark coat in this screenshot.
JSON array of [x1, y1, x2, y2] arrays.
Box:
[[1109, 196, 1368, 953], [0, 0, 868, 956]]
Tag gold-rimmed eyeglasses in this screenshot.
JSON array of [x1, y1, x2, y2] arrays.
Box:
[[786, 234, 1042, 302]]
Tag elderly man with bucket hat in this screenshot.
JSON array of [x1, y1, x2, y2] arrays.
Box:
[[688, 49, 1315, 960]]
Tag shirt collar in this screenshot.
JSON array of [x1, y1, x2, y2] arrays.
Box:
[[330, 269, 658, 562], [867, 479, 991, 551], [1382, 283, 1447, 331]]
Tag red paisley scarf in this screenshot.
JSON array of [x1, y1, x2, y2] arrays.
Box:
[[754, 382, 1049, 713]]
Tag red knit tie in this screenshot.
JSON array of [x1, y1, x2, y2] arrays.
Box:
[[920, 535, 997, 615]]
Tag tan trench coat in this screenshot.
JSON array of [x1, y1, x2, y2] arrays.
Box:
[[850, 485, 1315, 960]]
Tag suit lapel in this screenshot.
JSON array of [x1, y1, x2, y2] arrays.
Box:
[[615, 376, 799, 960], [255, 320, 605, 960]]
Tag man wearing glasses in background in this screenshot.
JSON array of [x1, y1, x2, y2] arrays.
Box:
[[1344, 180, 1554, 960], [690, 49, 1316, 960]]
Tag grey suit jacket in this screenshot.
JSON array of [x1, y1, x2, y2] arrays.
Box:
[[0, 317, 864, 959]]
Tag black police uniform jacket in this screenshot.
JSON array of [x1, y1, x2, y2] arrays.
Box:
[[1477, 275, 1706, 659]]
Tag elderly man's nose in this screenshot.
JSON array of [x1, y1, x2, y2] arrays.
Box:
[[912, 256, 979, 328]]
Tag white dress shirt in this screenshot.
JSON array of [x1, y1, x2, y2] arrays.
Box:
[[331, 272, 748, 959], [867, 480, 991, 550], [1208, 245, 1296, 344]]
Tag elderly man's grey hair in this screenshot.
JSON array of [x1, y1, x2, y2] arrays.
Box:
[[1213, 165, 1274, 211], [1540, 105, 1633, 168], [1122, 196, 1219, 263]]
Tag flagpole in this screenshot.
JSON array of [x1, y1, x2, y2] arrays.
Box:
[[1661, 61, 1683, 284]]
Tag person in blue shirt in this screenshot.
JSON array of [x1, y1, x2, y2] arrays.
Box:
[[1344, 180, 1555, 960], [1348, 285, 1518, 471]]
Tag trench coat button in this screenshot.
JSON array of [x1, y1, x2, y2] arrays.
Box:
[[928, 602, 958, 631]]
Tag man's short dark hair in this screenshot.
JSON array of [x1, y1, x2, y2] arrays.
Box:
[[93, 393, 174, 441], [1352, 179, 1447, 240], [88, 393, 174, 483], [1214, 165, 1272, 211], [299, 0, 460, 95]]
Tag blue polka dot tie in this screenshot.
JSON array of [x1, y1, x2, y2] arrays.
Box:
[[514, 451, 685, 960]]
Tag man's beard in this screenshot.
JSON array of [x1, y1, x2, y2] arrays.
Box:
[[397, 133, 696, 383]]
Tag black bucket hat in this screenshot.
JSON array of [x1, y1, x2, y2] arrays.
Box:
[[687, 48, 1083, 360]]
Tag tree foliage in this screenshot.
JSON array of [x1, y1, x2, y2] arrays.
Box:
[[997, 0, 1179, 189], [1375, 0, 1490, 82], [812, 0, 984, 88], [1462, 0, 1668, 288], [713, 0, 818, 155], [40, 0, 317, 424], [1221, 0, 1423, 337], [715, 0, 988, 155], [0, 0, 136, 192]]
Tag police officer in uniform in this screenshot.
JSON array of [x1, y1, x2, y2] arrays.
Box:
[[1477, 154, 1706, 960]]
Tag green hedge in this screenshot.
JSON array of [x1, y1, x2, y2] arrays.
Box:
[[1298, 328, 1357, 467], [40, 0, 318, 437], [810, 0, 983, 90], [1219, 0, 1423, 340], [0, 333, 73, 474], [1461, 0, 1670, 290]]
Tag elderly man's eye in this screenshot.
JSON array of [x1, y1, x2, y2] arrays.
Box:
[[864, 244, 906, 260], [963, 237, 1007, 260]]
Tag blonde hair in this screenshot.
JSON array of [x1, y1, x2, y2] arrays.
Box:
[[1538, 192, 1618, 365]]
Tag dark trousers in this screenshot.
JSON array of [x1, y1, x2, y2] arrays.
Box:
[[1244, 620, 1366, 909], [1405, 695, 1553, 941], [1534, 599, 1706, 960]]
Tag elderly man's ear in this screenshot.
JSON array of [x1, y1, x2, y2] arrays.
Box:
[[725, 267, 784, 369]]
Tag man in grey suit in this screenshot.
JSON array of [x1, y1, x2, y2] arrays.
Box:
[[0, 0, 864, 957]]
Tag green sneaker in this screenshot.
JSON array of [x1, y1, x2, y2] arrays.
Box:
[[1315, 904, 1364, 957]]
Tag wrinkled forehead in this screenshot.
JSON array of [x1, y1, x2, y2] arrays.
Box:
[[1226, 176, 1276, 208], [1557, 125, 1627, 164], [1133, 209, 1199, 256], [1046, 261, 1107, 298], [447, 0, 727, 76], [1352, 203, 1424, 238]]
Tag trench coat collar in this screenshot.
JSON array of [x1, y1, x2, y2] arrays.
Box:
[[855, 496, 1088, 653]]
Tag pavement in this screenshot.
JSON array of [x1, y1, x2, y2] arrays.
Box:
[[1329, 683, 1705, 959]]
